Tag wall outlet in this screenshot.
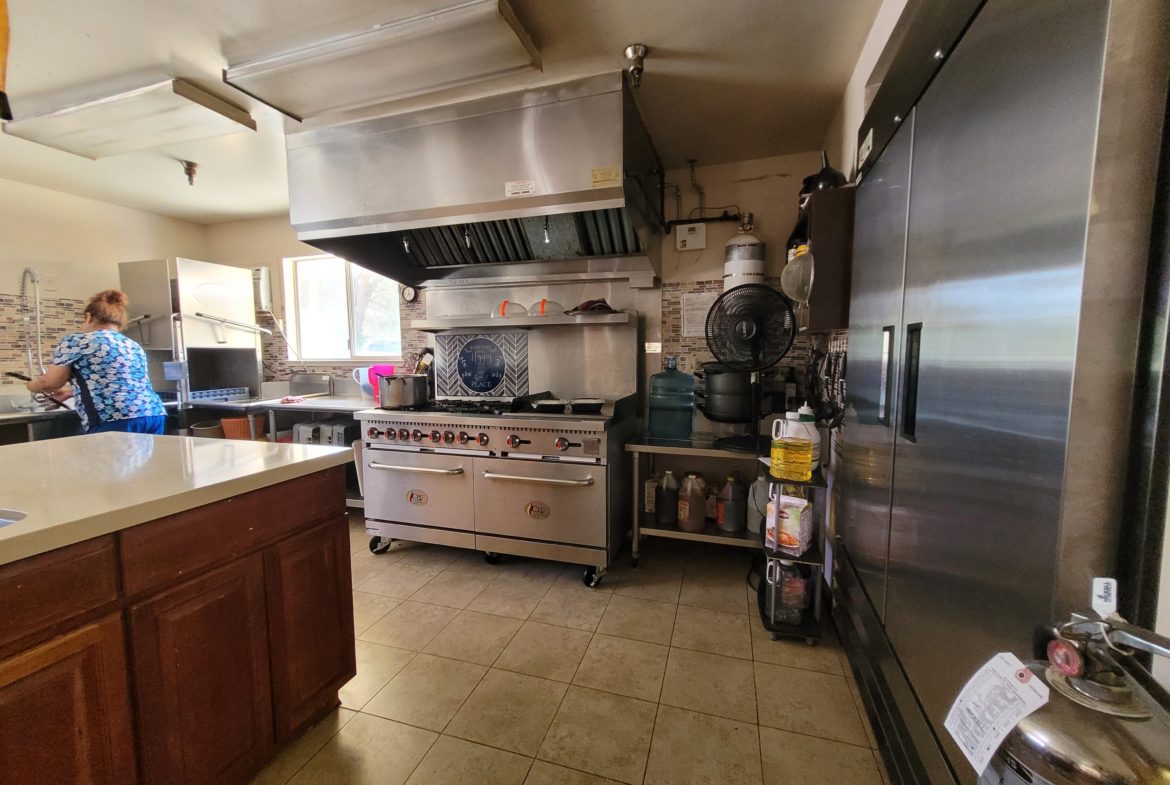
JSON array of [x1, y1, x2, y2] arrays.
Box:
[[675, 223, 707, 251]]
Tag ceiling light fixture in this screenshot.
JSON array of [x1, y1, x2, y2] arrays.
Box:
[[224, 0, 541, 122], [1, 79, 255, 159]]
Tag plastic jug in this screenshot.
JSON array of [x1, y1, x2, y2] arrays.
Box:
[[677, 472, 707, 532], [655, 470, 680, 525], [716, 471, 747, 533], [796, 403, 821, 469], [770, 416, 813, 481], [368, 364, 395, 403], [649, 356, 695, 440]]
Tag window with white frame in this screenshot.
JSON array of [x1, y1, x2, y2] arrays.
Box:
[[283, 255, 402, 361]]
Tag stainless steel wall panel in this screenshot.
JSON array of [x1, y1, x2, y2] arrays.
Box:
[[840, 114, 914, 619], [885, 0, 1109, 771]]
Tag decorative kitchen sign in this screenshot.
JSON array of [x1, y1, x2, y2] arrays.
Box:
[[682, 292, 718, 337], [435, 332, 529, 398], [944, 652, 1049, 774]]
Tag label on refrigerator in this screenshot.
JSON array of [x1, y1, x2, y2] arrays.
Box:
[[1091, 577, 1118, 618], [944, 653, 1049, 774]]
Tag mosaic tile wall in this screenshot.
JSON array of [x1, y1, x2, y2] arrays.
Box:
[[0, 292, 85, 390]]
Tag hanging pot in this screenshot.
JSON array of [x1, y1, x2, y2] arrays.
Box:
[[696, 363, 753, 423]]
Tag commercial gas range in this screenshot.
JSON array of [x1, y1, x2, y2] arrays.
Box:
[[355, 395, 636, 587]]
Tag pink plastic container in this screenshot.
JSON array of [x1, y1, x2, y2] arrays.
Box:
[[369, 364, 395, 404]]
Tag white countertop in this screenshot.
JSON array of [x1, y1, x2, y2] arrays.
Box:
[[0, 433, 352, 567]]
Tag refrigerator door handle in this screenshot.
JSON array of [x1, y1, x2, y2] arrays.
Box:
[[900, 323, 922, 442], [879, 325, 896, 426]]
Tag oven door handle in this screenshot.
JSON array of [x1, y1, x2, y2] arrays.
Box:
[[367, 462, 464, 476], [480, 471, 594, 487]]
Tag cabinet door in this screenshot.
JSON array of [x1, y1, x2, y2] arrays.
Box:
[[265, 516, 356, 739], [0, 614, 137, 785], [130, 554, 272, 785]]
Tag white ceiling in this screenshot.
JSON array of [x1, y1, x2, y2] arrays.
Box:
[[0, 0, 880, 224]]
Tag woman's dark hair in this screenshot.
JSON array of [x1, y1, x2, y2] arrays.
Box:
[[84, 289, 130, 329]]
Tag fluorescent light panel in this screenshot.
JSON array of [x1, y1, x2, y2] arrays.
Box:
[[224, 0, 541, 121], [2, 79, 256, 159]]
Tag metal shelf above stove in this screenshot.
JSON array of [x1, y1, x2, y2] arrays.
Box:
[[410, 310, 634, 332]]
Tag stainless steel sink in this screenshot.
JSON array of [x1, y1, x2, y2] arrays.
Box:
[[0, 509, 27, 528]]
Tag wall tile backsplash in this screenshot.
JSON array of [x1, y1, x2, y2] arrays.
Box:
[[0, 292, 85, 388]]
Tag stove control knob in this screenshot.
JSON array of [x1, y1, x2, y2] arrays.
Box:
[[457, 431, 471, 445], [554, 437, 570, 452], [367, 426, 383, 439], [398, 428, 410, 441], [430, 429, 442, 443], [384, 429, 396, 440], [476, 432, 490, 446], [411, 429, 424, 442], [443, 431, 455, 444], [505, 434, 531, 449]]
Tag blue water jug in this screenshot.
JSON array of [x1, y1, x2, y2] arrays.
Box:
[[649, 356, 694, 440]]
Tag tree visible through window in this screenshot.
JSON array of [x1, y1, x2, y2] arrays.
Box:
[[286, 256, 402, 361]]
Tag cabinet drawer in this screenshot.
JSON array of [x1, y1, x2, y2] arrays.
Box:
[[121, 467, 345, 596], [474, 458, 606, 547], [0, 536, 119, 652]]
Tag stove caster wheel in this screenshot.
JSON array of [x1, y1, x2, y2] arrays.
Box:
[[369, 536, 393, 555], [484, 552, 503, 565], [583, 567, 605, 588], [768, 631, 781, 641], [805, 638, 818, 647]]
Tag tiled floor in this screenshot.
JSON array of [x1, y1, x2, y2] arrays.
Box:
[[250, 516, 887, 785]]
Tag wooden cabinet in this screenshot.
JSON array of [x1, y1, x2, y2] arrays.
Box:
[[130, 555, 273, 785], [265, 516, 356, 739], [0, 614, 137, 785]]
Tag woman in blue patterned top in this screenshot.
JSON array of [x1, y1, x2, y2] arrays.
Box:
[[26, 289, 166, 434]]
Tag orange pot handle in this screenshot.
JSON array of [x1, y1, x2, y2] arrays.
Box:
[[0, 0, 11, 120]]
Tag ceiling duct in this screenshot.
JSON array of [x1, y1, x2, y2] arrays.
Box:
[[285, 73, 664, 287]]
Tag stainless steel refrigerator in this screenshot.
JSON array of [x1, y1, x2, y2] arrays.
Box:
[[837, 0, 1170, 782]]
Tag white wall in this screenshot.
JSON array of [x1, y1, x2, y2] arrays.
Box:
[[0, 176, 207, 299], [659, 151, 822, 284], [821, 0, 910, 180]]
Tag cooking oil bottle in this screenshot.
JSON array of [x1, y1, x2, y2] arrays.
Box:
[[770, 415, 813, 482]]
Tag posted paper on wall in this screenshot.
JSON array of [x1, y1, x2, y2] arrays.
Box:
[[944, 652, 1049, 774], [681, 292, 718, 337]]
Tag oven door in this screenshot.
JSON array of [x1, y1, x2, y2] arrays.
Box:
[[363, 448, 473, 530], [473, 458, 606, 547]]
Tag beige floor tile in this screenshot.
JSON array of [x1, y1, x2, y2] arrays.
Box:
[[360, 601, 459, 651], [339, 640, 415, 710], [524, 760, 622, 785], [356, 561, 447, 599], [495, 621, 593, 682], [612, 564, 683, 604], [530, 585, 612, 631], [466, 577, 550, 619], [408, 567, 496, 609], [249, 708, 355, 785], [363, 653, 487, 731], [760, 727, 883, 785], [424, 609, 524, 666], [755, 662, 868, 746], [286, 712, 436, 785], [503, 558, 566, 586], [874, 750, 892, 785], [644, 705, 761, 785], [406, 735, 532, 785], [349, 550, 398, 587], [660, 648, 757, 723], [446, 669, 568, 756], [393, 544, 466, 571], [572, 634, 668, 702], [750, 619, 842, 674], [679, 569, 751, 615], [538, 686, 657, 785], [672, 605, 752, 659], [352, 591, 400, 637], [596, 595, 677, 645]]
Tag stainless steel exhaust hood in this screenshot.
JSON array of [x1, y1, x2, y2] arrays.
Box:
[[285, 73, 664, 287]]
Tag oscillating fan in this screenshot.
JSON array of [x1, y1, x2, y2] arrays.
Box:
[[705, 284, 797, 453]]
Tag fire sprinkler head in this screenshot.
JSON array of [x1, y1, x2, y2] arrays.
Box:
[[624, 44, 648, 88], [181, 160, 198, 186]]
